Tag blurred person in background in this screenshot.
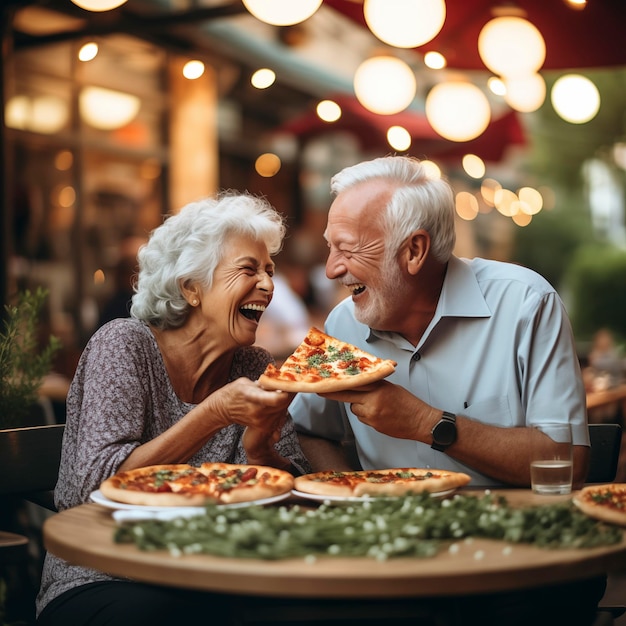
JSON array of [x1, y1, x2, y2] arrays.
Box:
[[97, 236, 147, 328], [587, 327, 623, 389], [584, 327, 624, 424], [37, 192, 310, 626]]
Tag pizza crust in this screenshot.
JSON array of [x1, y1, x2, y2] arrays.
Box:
[[573, 484, 626, 526]]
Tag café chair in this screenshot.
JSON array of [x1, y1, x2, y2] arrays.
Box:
[[586, 423, 625, 626], [0, 423, 64, 510], [587, 423, 622, 484], [0, 424, 64, 622]]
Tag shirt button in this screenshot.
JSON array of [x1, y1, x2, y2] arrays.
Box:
[[412, 352, 421, 362]]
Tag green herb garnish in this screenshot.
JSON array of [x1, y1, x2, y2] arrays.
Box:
[[114, 492, 623, 560]]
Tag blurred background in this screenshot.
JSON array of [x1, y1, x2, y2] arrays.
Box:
[[2, 0, 626, 386]]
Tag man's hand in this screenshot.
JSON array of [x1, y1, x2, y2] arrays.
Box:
[[320, 380, 439, 442]]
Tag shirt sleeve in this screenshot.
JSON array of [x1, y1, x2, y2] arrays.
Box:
[[289, 391, 348, 442], [518, 291, 589, 446]]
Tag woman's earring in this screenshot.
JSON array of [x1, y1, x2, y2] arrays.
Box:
[[191, 298, 199, 306]]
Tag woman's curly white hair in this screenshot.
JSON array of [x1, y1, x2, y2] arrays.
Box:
[[130, 192, 285, 329]]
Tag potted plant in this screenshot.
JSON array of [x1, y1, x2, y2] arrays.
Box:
[[0, 288, 61, 429]]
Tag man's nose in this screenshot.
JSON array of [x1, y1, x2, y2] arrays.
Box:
[[325, 249, 345, 280]]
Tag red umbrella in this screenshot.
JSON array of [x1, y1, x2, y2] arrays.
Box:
[[324, 0, 626, 70], [277, 94, 526, 162]]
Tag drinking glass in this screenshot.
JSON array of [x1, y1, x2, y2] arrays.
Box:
[[529, 423, 573, 495]]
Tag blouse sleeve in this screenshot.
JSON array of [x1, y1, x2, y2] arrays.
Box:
[[56, 321, 157, 508]]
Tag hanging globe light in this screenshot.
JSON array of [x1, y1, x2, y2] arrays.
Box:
[[317, 100, 342, 122], [242, 0, 322, 26], [79, 87, 140, 130], [551, 74, 600, 124], [425, 81, 491, 141], [504, 73, 546, 113], [70, 0, 128, 11], [478, 16, 546, 77], [363, 0, 446, 48], [354, 56, 417, 115], [387, 125, 412, 151]]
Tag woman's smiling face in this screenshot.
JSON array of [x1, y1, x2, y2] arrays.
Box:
[[197, 233, 275, 347]]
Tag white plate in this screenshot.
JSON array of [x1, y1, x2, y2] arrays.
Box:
[[290, 488, 456, 504], [89, 489, 291, 512], [112, 508, 207, 523]]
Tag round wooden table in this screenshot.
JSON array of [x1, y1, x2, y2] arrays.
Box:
[[42, 489, 626, 599]]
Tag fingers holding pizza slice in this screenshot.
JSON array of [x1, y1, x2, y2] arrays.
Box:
[[258, 327, 396, 393]]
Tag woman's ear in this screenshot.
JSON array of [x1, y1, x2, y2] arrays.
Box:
[[180, 280, 200, 306], [406, 230, 430, 276]]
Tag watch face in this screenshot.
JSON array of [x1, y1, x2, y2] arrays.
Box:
[[434, 420, 456, 445]]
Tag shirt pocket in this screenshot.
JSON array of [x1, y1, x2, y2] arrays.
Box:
[[463, 395, 516, 428]]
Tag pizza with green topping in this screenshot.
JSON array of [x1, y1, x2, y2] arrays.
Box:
[[258, 326, 396, 393], [294, 468, 471, 497], [99, 462, 294, 507], [574, 483, 626, 526]]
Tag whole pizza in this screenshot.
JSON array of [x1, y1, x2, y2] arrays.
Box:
[[99, 462, 294, 507], [573, 483, 626, 526], [294, 468, 471, 498], [258, 327, 396, 393]]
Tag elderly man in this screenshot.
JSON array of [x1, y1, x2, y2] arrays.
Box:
[[290, 155, 603, 626]]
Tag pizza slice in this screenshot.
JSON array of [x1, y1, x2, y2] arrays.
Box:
[[294, 468, 471, 498], [198, 462, 294, 504], [257, 327, 396, 393]]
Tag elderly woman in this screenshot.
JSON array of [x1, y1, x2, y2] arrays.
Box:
[[36, 193, 311, 625]]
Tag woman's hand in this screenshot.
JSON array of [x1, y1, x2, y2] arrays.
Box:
[[204, 377, 294, 466]]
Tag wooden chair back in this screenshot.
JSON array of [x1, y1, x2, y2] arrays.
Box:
[[587, 423, 622, 484], [0, 424, 64, 511]]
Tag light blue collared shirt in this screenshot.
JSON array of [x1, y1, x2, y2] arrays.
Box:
[[289, 256, 588, 487]]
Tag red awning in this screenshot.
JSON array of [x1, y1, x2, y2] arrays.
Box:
[[278, 94, 526, 162], [325, 0, 626, 70]]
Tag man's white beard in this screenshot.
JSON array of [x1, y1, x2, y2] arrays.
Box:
[[353, 255, 406, 329]]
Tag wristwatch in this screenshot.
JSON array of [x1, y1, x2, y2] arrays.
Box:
[[431, 411, 457, 452]]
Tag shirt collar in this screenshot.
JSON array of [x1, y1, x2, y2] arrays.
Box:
[[367, 256, 491, 349], [437, 256, 492, 319]]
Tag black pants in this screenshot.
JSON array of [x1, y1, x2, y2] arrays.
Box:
[[36, 576, 607, 626], [36, 581, 231, 626]]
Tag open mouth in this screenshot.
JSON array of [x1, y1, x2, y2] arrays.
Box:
[[348, 283, 366, 296], [239, 303, 266, 322]]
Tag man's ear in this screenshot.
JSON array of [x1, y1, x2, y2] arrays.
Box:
[[405, 230, 430, 276]]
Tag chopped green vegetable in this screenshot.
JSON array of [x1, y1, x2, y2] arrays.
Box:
[[113, 492, 623, 560]]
